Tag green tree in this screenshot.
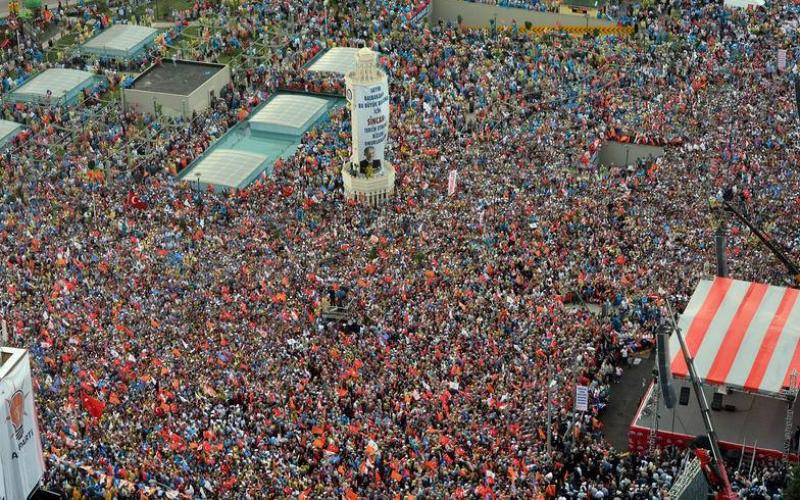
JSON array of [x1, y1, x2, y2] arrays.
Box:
[[786, 464, 800, 500]]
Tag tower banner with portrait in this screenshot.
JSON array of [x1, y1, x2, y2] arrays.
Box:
[[0, 350, 45, 499], [348, 80, 390, 169]]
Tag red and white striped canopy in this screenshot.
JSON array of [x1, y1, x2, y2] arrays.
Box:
[[670, 277, 800, 395]]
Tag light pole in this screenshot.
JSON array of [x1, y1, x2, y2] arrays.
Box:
[[546, 354, 552, 454], [323, 0, 329, 39], [543, 348, 555, 455]]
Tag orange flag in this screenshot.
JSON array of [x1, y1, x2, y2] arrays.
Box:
[[508, 466, 517, 481]]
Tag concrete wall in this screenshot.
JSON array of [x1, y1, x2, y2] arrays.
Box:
[[124, 66, 231, 119], [432, 0, 615, 28], [186, 65, 232, 118], [123, 88, 157, 116], [123, 88, 188, 118], [598, 141, 664, 167]]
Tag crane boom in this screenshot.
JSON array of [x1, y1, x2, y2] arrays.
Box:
[[665, 300, 736, 499]]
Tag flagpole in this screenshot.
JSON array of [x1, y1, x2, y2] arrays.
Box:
[[546, 352, 552, 455]]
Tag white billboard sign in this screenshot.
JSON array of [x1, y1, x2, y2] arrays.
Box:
[[723, 0, 764, 7], [448, 169, 458, 195], [575, 385, 589, 412], [349, 80, 390, 168], [778, 49, 787, 71], [0, 349, 45, 499]]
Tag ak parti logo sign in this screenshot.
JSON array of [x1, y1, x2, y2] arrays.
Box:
[[7, 389, 26, 440], [6, 384, 35, 452]]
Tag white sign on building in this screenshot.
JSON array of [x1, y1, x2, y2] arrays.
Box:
[[0, 348, 45, 499], [346, 48, 390, 174], [350, 81, 390, 166]]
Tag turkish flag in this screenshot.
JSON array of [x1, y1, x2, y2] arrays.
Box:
[[81, 394, 105, 418], [126, 191, 148, 210]]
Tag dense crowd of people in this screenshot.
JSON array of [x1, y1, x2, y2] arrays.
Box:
[[465, 0, 561, 13], [0, 0, 799, 497]]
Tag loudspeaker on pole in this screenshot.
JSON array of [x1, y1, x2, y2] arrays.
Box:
[[657, 328, 677, 409]]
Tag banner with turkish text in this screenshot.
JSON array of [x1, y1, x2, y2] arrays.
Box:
[[0, 351, 45, 499], [448, 170, 458, 196], [349, 80, 390, 167]]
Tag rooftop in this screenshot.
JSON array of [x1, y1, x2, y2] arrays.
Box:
[[11, 69, 96, 103], [307, 47, 360, 75], [0, 119, 22, 145], [249, 93, 330, 136], [185, 148, 270, 189], [179, 92, 343, 190], [81, 24, 159, 58], [132, 60, 227, 95]]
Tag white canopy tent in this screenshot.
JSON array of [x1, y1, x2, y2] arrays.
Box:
[[723, 0, 764, 8], [183, 149, 269, 189], [307, 47, 360, 75], [0, 120, 22, 147], [248, 94, 330, 135], [10, 69, 95, 105], [80, 24, 159, 59]]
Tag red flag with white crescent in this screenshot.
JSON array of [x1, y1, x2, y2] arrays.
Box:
[[127, 191, 147, 210]]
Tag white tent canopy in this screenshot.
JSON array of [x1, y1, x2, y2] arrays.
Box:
[[724, 0, 764, 8], [0, 120, 22, 146], [249, 94, 329, 135], [307, 47, 360, 75], [11, 69, 95, 104], [184, 149, 268, 189], [81, 24, 158, 59]]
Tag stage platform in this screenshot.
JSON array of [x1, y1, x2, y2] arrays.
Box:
[[630, 381, 800, 459]]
